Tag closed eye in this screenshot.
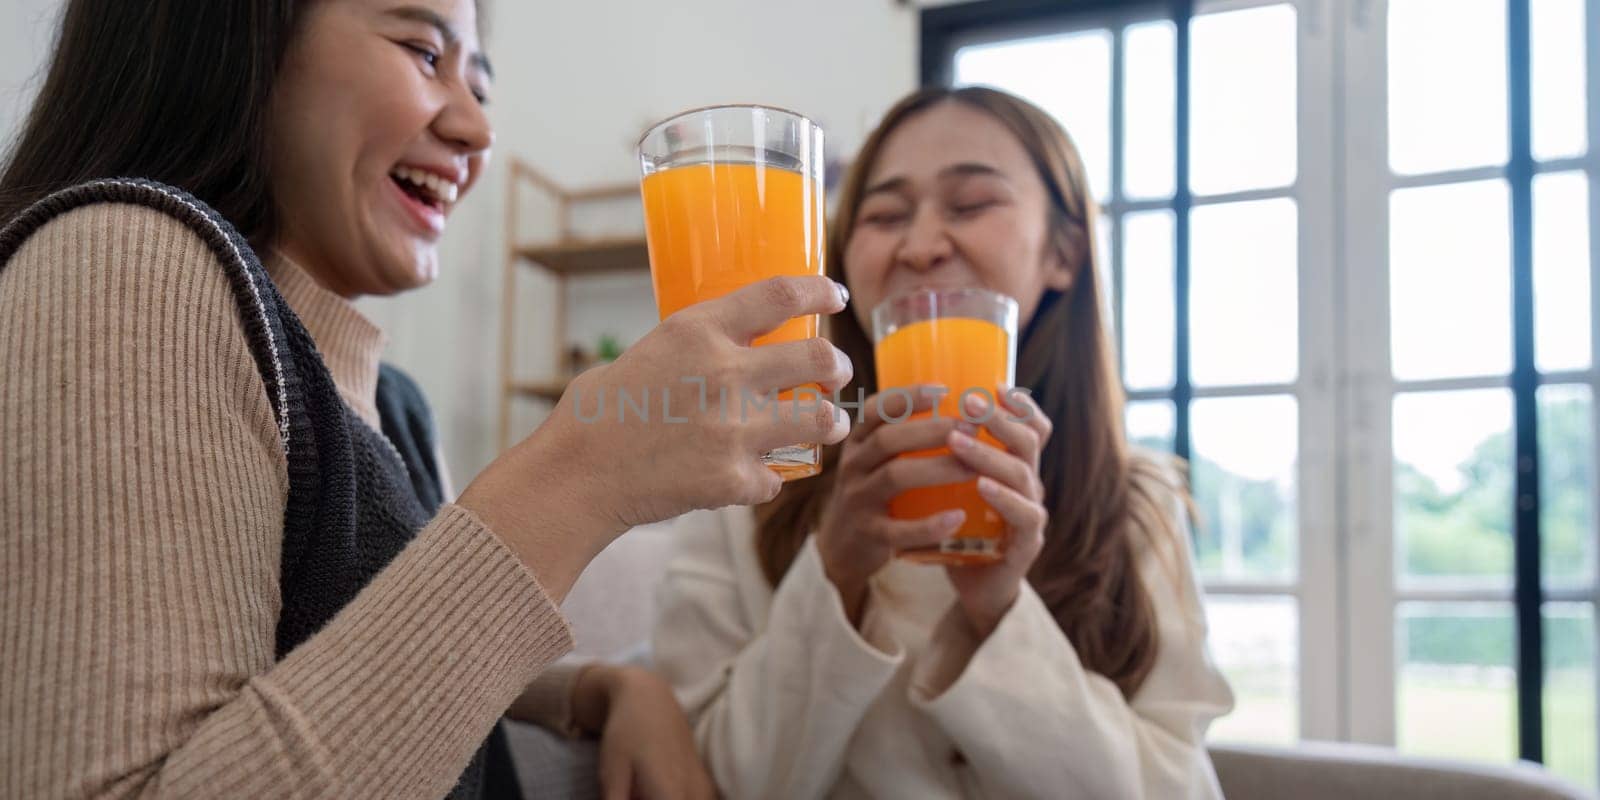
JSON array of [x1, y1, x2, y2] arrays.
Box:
[[952, 200, 998, 217], [402, 41, 440, 69], [862, 212, 908, 227]]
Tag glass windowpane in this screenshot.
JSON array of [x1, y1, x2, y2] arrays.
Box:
[[1123, 210, 1176, 390], [1541, 385, 1596, 588], [1206, 595, 1299, 745], [1192, 396, 1298, 581], [954, 30, 1113, 201], [1191, 198, 1299, 387], [1390, 180, 1512, 380], [1532, 0, 1588, 161], [1545, 602, 1597, 790], [1126, 399, 1175, 453], [1123, 20, 1176, 200], [1388, 0, 1508, 174], [1397, 602, 1517, 764], [1190, 4, 1297, 194], [1534, 172, 1593, 373], [1393, 389, 1514, 587]]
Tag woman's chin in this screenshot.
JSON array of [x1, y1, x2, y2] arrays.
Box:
[[409, 255, 440, 286], [379, 245, 440, 294], [352, 259, 436, 298]]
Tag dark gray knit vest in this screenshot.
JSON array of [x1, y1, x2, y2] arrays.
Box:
[[0, 179, 522, 800]]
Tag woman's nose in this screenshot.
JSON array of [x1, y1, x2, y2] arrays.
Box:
[[895, 206, 954, 272], [435, 86, 494, 155]]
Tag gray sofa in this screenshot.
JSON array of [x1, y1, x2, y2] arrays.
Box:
[[1210, 740, 1589, 800], [504, 722, 1591, 799], [504, 723, 1592, 799], [521, 523, 1594, 799]]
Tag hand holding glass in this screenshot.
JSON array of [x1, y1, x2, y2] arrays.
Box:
[[638, 105, 827, 479], [872, 288, 1020, 564]]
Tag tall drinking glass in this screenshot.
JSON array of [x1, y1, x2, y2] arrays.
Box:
[[638, 105, 827, 480], [872, 288, 1020, 564]]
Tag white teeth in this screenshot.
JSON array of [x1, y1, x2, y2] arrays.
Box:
[[389, 166, 460, 205]]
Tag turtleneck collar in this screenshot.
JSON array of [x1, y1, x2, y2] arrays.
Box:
[[265, 254, 388, 430]]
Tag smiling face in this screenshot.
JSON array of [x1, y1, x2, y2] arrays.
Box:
[[842, 101, 1077, 333], [267, 0, 493, 298]]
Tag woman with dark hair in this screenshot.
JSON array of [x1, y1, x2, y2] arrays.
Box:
[[0, 2, 854, 798], [652, 86, 1234, 799]]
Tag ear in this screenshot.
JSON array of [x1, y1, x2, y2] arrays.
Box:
[[1043, 223, 1084, 292]]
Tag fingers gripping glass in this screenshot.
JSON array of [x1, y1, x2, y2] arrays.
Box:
[[638, 105, 827, 480], [872, 288, 1020, 564]]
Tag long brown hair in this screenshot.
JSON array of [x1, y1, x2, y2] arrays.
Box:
[[756, 86, 1188, 698], [0, 0, 487, 251], [0, 0, 300, 249]]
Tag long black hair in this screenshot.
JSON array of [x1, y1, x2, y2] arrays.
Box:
[[0, 1, 300, 250]]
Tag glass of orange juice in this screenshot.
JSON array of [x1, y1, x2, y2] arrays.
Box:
[[638, 105, 827, 480], [872, 288, 1020, 564]]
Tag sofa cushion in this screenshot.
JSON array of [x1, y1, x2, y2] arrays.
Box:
[[1211, 740, 1591, 800]]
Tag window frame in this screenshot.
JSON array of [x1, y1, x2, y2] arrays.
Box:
[[924, 0, 1344, 744], [923, 0, 1600, 775]]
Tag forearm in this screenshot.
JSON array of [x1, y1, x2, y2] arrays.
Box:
[[3, 505, 573, 799], [158, 507, 572, 797], [456, 421, 623, 604]]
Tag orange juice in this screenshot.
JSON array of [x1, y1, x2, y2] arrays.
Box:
[[641, 162, 827, 479], [641, 163, 825, 347], [875, 316, 1012, 564]]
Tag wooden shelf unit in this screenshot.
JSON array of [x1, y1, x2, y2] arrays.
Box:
[[516, 237, 648, 276], [499, 158, 649, 450], [507, 378, 571, 403]]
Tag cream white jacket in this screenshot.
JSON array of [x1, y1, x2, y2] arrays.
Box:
[[652, 492, 1235, 800]]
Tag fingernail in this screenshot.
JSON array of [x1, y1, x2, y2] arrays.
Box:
[[949, 431, 975, 450], [833, 280, 850, 307], [964, 393, 990, 415], [939, 510, 966, 530], [976, 476, 998, 496], [954, 420, 978, 436]]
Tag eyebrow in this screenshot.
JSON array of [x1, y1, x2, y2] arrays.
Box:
[[862, 162, 1007, 198], [388, 5, 495, 79]]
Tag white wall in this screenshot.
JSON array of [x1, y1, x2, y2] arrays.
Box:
[[0, 0, 59, 143], [0, 0, 925, 482]]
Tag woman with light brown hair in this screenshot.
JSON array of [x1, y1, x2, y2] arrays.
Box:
[[651, 86, 1234, 799]]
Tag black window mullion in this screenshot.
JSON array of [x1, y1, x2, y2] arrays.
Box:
[[1173, 0, 1194, 465], [1111, 24, 1128, 382], [1507, 0, 1545, 765]]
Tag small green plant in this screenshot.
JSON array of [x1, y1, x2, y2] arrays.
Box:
[[597, 334, 624, 363]]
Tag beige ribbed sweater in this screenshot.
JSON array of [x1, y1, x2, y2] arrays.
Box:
[[0, 203, 579, 799]]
